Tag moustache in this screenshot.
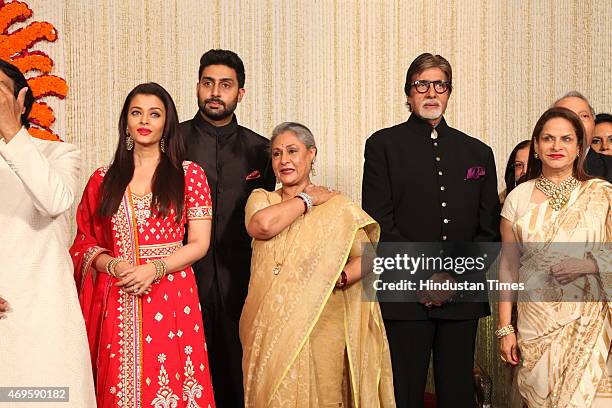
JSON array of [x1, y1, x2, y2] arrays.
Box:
[[421, 100, 441, 107], [205, 98, 225, 107]]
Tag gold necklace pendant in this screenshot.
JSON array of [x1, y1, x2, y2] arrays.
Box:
[[272, 263, 282, 275], [535, 175, 580, 211]]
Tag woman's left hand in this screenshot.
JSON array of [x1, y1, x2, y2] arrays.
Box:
[[551, 257, 598, 285], [115, 263, 156, 296]]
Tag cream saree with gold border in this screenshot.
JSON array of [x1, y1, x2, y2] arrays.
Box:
[[240, 189, 395, 408], [502, 179, 611, 407]]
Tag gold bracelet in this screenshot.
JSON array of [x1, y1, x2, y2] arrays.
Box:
[[495, 324, 515, 339], [106, 258, 121, 278], [151, 259, 167, 284]]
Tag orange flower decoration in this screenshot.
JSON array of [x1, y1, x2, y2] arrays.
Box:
[[0, 0, 68, 141]]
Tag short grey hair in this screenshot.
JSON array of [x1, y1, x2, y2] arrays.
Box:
[[271, 122, 317, 152], [553, 91, 595, 117]]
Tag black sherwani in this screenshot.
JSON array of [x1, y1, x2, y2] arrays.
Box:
[[181, 113, 275, 408], [362, 113, 501, 408], [585, 148, 612, 182]]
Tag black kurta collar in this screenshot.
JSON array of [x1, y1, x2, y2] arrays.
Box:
[[405, 113, 449, 136], [192, 111, 239, 138]]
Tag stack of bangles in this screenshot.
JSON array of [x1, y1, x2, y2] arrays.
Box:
[[495, 324, 515, 339], [105, 257, 167, 284], [105, 258, 121, 278], [151, 259, 167, 283]]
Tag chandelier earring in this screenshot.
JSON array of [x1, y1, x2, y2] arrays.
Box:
[[125, 128, 134, 151], [534, 152, 539, 159], [160, 137, 166, 153]]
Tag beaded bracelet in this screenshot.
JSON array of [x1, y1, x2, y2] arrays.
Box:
[[495, 324, 515, 339], [151, 259, 167, 284], [296, 192, 313, 213]]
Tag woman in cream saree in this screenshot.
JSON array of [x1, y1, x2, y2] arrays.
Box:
[[240, 122, 395, 408], [499, 107, 611, 408]]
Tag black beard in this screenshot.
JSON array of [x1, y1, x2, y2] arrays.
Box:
[[197, 98, 238, 122]]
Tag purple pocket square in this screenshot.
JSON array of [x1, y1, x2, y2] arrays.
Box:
[[465, 166, 486, 180]]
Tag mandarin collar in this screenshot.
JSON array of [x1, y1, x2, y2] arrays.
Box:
[[406, 113, 449, 134], [193, 112, 239, 137]]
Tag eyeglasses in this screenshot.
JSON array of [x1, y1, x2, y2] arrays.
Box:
[[410, 80, 451, 94], [511, 162, 526, 171]]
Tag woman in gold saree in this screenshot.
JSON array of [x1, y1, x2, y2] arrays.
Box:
[[240, 122, 395, 408], [498, 107, 611, 407]]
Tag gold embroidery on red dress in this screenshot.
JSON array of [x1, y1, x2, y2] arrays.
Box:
[[182, 345, 204, 407], [152, 353, 180, 407]]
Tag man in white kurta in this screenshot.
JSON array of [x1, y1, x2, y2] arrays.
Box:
[[0, 62, 95, 407]]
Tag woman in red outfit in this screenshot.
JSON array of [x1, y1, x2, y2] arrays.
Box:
[[71, 82, 215, 407]]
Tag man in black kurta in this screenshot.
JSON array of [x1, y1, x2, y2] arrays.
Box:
[[362, 53, 501, 408], [180, 49, 275, 408]]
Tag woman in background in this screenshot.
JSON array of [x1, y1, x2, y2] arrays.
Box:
[[593, 113, 612, 156], [71, 82, 215, 407], [500, 140, 530, 203]]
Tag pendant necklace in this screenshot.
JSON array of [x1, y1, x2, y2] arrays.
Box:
[[535, 174, 580, 211], [272, 190, 303, 275]]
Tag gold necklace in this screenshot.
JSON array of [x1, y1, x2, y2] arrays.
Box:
[[272, 191, 303, 275], [535, 175, 580, 211]]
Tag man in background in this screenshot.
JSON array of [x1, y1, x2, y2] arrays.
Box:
[[554, 91, 612, 181]]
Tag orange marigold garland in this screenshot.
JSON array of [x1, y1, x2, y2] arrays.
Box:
[[0, 0, 68, 142]]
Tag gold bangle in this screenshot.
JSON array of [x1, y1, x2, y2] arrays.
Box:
[[106, 258, 121, 278], [495, 324, 515, 339], [151, 259, 167, 284]]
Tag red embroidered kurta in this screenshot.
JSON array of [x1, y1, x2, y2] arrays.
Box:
[[70, 161, 215, 408]]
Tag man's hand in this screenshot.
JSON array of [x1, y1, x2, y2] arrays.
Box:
[[417, 272, 457, 307], [0, 81, 27, 143]]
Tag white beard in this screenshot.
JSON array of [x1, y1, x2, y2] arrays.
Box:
[[418, 105, 443, 120]]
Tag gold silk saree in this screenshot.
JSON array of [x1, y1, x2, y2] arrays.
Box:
[[240, 189, 395, 408]]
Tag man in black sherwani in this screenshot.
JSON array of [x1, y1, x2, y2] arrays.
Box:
[[362, 53, 501, 408], [181, 49, 275, 408]]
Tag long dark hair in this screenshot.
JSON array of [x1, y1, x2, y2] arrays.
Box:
[[525, 107, 592, 182], [504, 140, 530, 194], [98, 83, 185, 222], [0, 59, 35, 127]]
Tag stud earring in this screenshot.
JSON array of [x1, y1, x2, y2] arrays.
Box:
[[534, 152, 539, 159]]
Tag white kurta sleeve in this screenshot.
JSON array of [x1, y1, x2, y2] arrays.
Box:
[[0, 127, 80, 217]]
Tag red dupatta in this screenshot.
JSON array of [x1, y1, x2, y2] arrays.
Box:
[[69, 168, 115, 375]]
